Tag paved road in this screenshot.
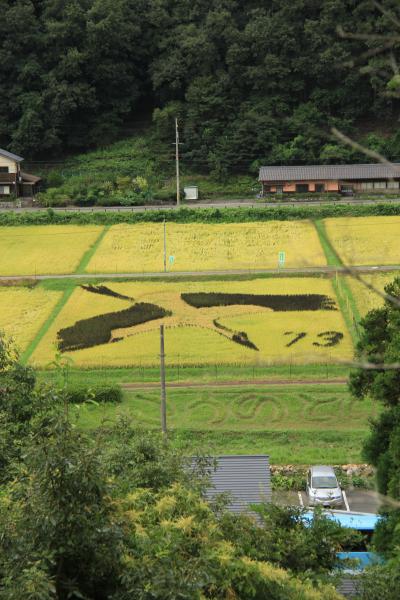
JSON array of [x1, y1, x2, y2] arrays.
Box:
[[273, 489, 383, 514], [2, 197, 400, 212], [1, 264, 399, 281]]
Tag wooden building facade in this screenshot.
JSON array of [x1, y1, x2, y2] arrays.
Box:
[[0, 148, 41, 198], [259, 164, 400, 195]]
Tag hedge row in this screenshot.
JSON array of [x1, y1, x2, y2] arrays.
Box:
[[182, 293, 336, 311], [1, 203, 400, 226], [65, 385, 122, 404], [58, 302, 170, 352]]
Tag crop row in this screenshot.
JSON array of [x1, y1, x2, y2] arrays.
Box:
[[181, 293, 337, 311], [58, 303, 170, 352]]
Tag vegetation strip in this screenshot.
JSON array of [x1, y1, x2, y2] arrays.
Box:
[[314, 219, 361, 343], [1, 204, 400, 227], [20, 227, 108, 363], [21, 284, 75, 364], [76, 224, 110, 273], [182, 292, 336, 311]]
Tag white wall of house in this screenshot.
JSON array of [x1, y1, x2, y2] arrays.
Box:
[[0, 155, 18, 173]]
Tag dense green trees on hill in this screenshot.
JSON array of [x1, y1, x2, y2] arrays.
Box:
[[0, 0, 399, 169]]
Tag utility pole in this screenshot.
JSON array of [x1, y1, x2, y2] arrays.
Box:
[[160, 325, 167, 434], [163, 219, 167, 273], [175, 118, 180, 207]]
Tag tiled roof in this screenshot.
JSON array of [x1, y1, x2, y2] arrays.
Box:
[[203, 455, 271, 514], [0, 148, 24, 162], [259, 163, 400, 181]]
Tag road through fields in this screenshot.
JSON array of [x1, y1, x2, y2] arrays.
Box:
[[0, 264, 399, 281]]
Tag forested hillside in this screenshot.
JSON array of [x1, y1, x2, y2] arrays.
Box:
[[1, 0, 399, 172]]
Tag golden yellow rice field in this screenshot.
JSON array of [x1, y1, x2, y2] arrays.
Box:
[[347, 272, 398, 316], [0, 225, 103, 275], [85, 221, 326, 273], [324, 216, 400, 266], [0, 285, 62, 352], [30, 277, 352, 367]]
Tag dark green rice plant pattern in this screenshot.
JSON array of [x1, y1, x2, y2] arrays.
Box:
[[80, 284, 134, 302], [182, 293, 337, 311], [312, 331, 344, 347], [58, 303, 171, 352]]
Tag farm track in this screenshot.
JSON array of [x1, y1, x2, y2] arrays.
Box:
[[1, 264, 399, 281], [122, 378, 348, 390]]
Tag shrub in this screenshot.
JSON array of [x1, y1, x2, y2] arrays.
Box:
[[65, 385, 123, 404], [1, 204, 400, 226]]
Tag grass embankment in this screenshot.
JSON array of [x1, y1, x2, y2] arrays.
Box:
[[314, 219, 361, 344], [36, 363, 350, 387], [68, 384, 374, 464]]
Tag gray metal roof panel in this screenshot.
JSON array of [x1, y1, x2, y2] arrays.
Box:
[[336, 576, 360, 598], [0, 148, 24, 162], [203, 455, 271, 514], [259, 163, 400, 181]]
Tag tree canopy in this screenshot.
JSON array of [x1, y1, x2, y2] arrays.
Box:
[[1, 0, 399, 170], [0, 336, 351, 599]]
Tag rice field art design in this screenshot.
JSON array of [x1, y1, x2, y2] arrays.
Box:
[[56, 285, 344, 355]]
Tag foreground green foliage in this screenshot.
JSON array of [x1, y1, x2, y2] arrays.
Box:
[[349, 276, 400, 599], [0, 338, 354, 599], [350, 277, 400, 498]]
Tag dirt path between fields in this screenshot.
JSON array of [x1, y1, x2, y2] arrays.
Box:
[[121, 378, 347, 390]]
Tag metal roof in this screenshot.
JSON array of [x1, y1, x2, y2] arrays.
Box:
[[203, 455, 271, 514], [336, 576, 360, 598], [259, 163, 400, 182], [0, 148, 24, 162]]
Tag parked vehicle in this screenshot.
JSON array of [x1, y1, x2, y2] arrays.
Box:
[[306, 465, 343, 508]]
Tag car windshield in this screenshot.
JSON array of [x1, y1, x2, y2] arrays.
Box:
[[312, 476, 337, 489]]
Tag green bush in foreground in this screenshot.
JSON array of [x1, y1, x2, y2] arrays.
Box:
[[65, 385, 123, 404]]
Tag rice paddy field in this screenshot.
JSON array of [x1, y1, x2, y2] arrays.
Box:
[[74, 384, 377, 463], [324, 216, 400, 266], [0, 225, 103, 275], [0, 285, 62, 351], [28, 277, 353, 367], [85, 221, 326, 273], [0, 214, 397, 461], [347, 271, 398, 316]]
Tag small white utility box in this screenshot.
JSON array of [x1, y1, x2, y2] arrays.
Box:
[[184, 186, 199, 201]]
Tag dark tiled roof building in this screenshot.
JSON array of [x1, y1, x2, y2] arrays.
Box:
[[259, 163, 400, 195]]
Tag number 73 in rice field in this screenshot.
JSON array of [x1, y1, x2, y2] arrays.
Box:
[[284, 331, 344, 348]]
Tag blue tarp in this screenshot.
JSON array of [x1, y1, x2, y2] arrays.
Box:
[[337, 552, 383, 570], [302, 510, 380, 531]]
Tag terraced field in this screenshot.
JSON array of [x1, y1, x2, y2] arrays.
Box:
[[347, 271, 398, 316], [324, 216, 400, 266], [29, 277, 353, 367], [75, 384, 378, 463], [85, 221, 326, 273], [0, 285, 62, 351], [0, 225, 103, 275]]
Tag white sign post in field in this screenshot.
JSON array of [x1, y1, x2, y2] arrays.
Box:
[[278, 251, 286, 268]]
